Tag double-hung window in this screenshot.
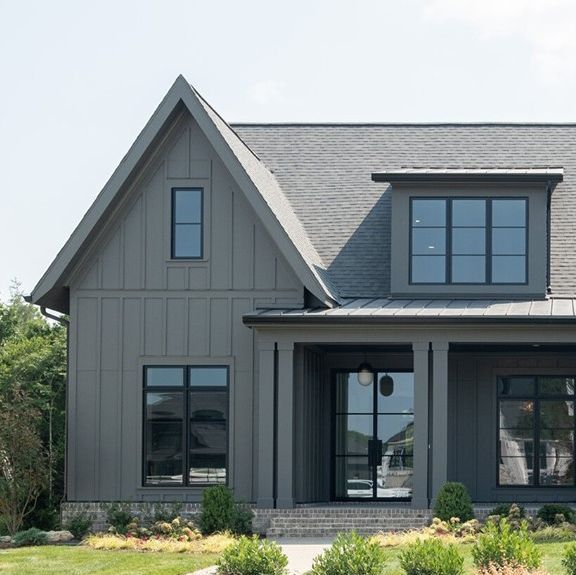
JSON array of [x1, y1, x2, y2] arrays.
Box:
[[172, 188, 203, 259], [498, 376, 576, 487], [144, 366, 228, 486], [410, 197, 527, 284]]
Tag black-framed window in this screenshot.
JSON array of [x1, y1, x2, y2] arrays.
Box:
[[172, 188, 203, 259], [144, 365, 228, 486], [498, 376, 575, 487], [410, 197, 527, 284]]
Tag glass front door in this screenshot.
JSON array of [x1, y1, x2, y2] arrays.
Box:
[[333, 370, 414, 500]]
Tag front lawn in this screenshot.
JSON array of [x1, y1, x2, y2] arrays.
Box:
[[0, 546, 218, 575]]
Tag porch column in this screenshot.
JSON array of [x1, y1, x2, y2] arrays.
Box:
[[276, 341, 295, 508], [412, 341, 430, 508], [431, 341, 449, 501], [257, 339, 275, 508]]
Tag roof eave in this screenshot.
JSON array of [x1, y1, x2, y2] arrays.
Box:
[[371, 172, 564, 184]]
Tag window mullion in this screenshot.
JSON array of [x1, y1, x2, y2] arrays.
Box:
[[534, 396, 540, 487], [486, 199, 492, 284]]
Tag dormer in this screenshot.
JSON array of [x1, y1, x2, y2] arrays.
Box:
[[373, 168, 564, 299]]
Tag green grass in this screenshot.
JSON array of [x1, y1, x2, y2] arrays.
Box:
[[379, 541, 569, 575], [0, 546, 218, 575]]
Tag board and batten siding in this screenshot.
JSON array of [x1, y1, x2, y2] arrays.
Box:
[[66, 112, 304, 502]]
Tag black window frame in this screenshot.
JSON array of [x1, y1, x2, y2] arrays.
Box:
[[171, 187, 204, 260], [497, 375, 576, 488], [143, 365, 229, 487], [409, 197, 529, 286]]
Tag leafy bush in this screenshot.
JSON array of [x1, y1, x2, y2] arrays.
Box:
[[230, 505, 254, 535], [12, 527, 48, 547], [106, 503, 133, 534], [537, 504, 574, 525], [311, 532, 387, 575], [217, 535, 288, 575], [489, 504, 526, 519], [563, 543, 576, 575], [472, 518, 541, 570], [477, 563, 549, 575], [64, 511, 93, 540], [399, 538, 464, 575], [433, 482, 474, 522], [198, 485, 253, 535]]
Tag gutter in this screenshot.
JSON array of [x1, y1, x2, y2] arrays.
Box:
[[244, 315, 576, 327]]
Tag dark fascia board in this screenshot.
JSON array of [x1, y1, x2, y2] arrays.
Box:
[[371, 172, 564, 184], [243, 314, 576, 327]]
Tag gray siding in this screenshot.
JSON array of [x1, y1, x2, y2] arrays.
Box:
[[66, 112, 303, 502], [450, 352, 576, 502]]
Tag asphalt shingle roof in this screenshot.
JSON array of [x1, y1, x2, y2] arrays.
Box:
[[233, 124, 576, 298]]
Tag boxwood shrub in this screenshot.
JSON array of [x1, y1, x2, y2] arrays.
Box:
[[433, 482, 474, 522]]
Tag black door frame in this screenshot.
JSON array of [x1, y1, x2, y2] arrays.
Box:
[[331, 368, 413, 502]]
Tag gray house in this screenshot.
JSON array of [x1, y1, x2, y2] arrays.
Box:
[[30, 76, 576, 532]]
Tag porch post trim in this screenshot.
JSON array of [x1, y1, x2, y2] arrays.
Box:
[[431, 340, 449, 502], [256, 338, 275, 508], [412, 341, 430, 509], [276, 340, 295, 508]]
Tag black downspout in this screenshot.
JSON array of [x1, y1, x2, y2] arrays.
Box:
[[38, 306, 70, 515], [273, 343, 279, 509]]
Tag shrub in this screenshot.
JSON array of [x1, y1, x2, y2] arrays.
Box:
[[311, 532, 387, 575], [489, 504, 526, 519], [472, 518, 541, 570], [64, 510, 93, 540], [106, 503, 133, 534], [477, 563, 549, 575], [399, 538, 464, 575], [198, 485, 253, 535], [217, 535, 288, 575], [563, 543, 576, 575], [537, 504, 574, 525], [12, 527, 48, 547], [433, 482, 474, 522]]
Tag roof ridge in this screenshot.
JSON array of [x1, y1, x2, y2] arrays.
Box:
[[231, 122, 576, 127]]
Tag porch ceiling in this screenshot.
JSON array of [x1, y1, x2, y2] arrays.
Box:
[[244, 297, 576, 325]]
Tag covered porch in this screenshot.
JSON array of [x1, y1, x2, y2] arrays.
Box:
[[245, 304, 576, 510]]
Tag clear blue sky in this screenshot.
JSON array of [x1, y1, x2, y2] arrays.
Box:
[[2, 0, 576, 300]]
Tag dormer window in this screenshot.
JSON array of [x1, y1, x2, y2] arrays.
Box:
[[410, 197, 527, 285]]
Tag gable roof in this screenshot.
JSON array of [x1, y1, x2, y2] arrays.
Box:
[[234, 124, 576, 298], [30, 76, 339, 312]]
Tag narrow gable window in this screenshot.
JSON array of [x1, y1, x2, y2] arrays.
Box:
[[410, 197, 527, 285], [172, 188, 203, 259]]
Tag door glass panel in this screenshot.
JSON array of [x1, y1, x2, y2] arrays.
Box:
[[378, 455, 413, 499], [335, 415, 372, 455], [334, 457, 373, 498], [377, 372, 414, 413], [335, 373, 373, 414]]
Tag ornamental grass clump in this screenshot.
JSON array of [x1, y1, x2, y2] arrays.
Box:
[[311, 532, 387, 575], [472, 518, 541, 571], [217, 535, 288, 575], [399, 538, 464, 575]]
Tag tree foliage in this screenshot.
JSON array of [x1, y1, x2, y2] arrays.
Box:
[[0, 282, 67, 532]]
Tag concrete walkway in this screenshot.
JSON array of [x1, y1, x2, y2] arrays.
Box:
[[192, 537, 333, 575]]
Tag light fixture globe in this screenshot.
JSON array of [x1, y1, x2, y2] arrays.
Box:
[[357, 362, 373, 386], [379, 373, 394, 396]]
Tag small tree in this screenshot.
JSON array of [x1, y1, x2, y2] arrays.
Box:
[[0, 392, 48, 534]]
